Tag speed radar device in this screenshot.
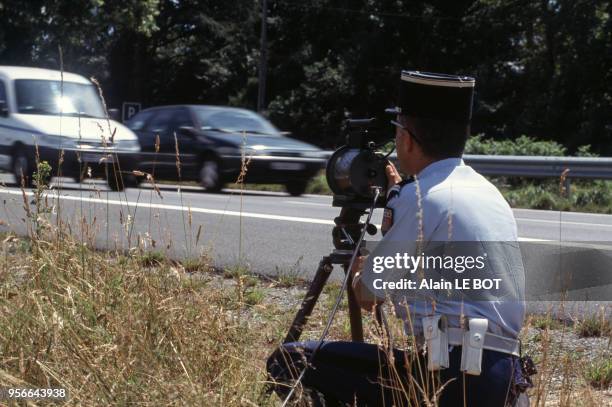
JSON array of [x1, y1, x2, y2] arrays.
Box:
[[326, 118, 395, 209]]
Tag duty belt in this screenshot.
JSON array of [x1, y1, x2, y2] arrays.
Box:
[[447, 327, 520, 356], [416, 327, 520, 357], [418, 316, 520, 375]]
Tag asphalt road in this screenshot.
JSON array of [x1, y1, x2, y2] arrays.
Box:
[[0, 175, 610, 317]]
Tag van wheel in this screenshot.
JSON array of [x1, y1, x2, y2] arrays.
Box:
[[12, 148, 34, 188], [285, 181, 308, 197], [199, 158, 223, 192]]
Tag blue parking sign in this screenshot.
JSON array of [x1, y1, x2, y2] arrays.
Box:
[[122, 102, 141, 122]]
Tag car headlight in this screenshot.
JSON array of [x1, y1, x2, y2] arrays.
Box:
[[115, 139, 141, 152], [243, 144, 267, 155]]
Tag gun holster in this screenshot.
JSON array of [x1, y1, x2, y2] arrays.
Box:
[[460, 318, 489, 376], [422, 315, 449, 371]]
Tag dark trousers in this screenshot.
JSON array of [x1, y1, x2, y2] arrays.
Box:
[[267, 341, 519, 406]]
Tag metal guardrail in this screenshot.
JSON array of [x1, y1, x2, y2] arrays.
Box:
[[463, 155, 612, 180], [321, 151, 612, 180]]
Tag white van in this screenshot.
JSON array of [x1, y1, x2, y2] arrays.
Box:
[[0, 66, 141, 191]]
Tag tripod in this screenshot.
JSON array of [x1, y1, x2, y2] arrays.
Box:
[[283, 205, 384, 345]]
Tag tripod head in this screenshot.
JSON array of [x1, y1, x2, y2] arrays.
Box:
[[330, 203, 378, 265]]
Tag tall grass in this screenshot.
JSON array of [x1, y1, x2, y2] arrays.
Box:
[[0, 231, 275, 405]]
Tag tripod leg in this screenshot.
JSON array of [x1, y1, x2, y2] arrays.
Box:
[[345, 266, 364, 342], [283, 257, 333, 344]]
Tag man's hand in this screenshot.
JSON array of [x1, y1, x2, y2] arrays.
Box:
[[350, 255, 384, 311], [385, 162, 403, 191]]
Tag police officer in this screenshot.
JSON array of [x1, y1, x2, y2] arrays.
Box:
[[267, 71, 529, 406]]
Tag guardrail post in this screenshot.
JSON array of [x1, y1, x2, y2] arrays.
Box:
[[564, 177, 571, 198]]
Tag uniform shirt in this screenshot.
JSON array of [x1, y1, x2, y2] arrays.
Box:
[[365, 157, 525, 339]]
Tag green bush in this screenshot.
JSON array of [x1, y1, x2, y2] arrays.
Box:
[[465, 134, 568, 156], [499, 181, 612, 214], [572, 181, 612, 208], [464, 135, 612, 213]]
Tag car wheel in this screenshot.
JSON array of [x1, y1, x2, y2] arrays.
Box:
[[285, 180, 308, 197], [200, 158, 224, 192], [123, 173, 140, 189], [12, 148, 34, 188], [107, 173, 137, 192]]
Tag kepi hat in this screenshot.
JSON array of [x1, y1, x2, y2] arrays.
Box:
[[386, 71, 475, 123]]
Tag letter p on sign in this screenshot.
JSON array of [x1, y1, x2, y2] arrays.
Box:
[[122, 102, 141, 122]]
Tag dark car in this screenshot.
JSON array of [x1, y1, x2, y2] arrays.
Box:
[[126, 105, 326, 196]]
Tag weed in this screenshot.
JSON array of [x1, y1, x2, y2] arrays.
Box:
[[182, 256, 212, 273], [223, 263, 251, 279], [136, 251, 166, 267], [273, 257, 304, 287], [585, 357, 612, 389], [576, 314, 611, 338], [245, 288, 265, 305], [530, 314, 565, 331]]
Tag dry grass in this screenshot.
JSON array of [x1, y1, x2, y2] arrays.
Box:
[[522, 313, 611, 406], [0, 231, 281, 406], [0, 227, 611, 405]]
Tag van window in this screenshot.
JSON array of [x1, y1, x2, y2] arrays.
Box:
[[15, 79, 105, 118]]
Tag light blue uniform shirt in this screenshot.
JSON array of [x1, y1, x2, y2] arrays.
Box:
[[368, 158, 525, 338]]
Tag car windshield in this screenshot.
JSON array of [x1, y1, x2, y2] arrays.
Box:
[[15, 79, 106, 118], [194, 108, 279, 135]]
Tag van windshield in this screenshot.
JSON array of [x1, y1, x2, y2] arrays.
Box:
[[15, 79, 105, 118]]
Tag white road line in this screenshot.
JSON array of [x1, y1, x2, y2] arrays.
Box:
[[515, 217, 612, 228], [517, 237, 546, 242], [0, 190, 592, 243], [513, 208, 612, 219], [284, 200, 330, 207], [0, 189, 336, 226]]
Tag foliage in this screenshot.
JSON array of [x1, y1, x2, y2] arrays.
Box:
[[585, 358, 612, 389], [530, 314, 565, 331], [463, 135, 612, 213], [136, 250, 166, 267], [500, 181, 612, 214], [465, 134, 568, 156], [576, 314, 612, 338], [0, 1, 609, 152]]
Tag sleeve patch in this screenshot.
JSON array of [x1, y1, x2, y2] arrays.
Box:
[[381, 207, 394, 236]]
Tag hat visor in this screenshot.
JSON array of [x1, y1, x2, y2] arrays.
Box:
[[385, 107, 401, 115]]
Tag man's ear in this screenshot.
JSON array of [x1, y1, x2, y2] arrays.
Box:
[[396, 131, 410, 157], [406, 131, 419, 153]]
